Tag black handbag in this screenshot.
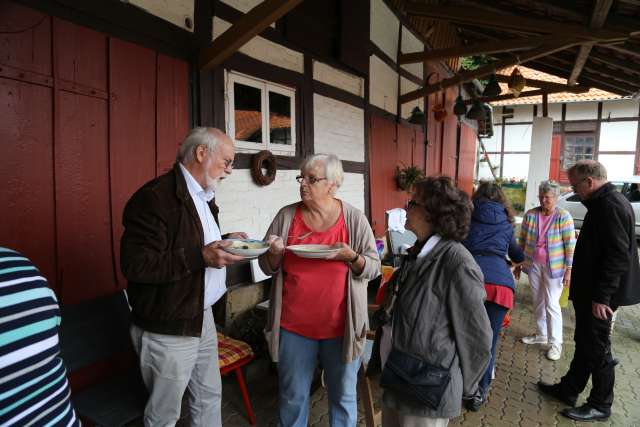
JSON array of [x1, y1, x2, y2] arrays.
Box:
[[380, 347, 453, 409], [379, 255, 454, 410]]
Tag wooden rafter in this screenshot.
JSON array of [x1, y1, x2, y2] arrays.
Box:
[[589, 50, 640, 76], [494, 74, 589, 93], [547, 51, 640, 89], [199, 0, 303, 70], [403, 2, 629, 42], [399, 41, 582, 104], [568, 0, 614, 85], [399, 34, 564, 64], [528, 60, 630, 95], [536, 57, 638, 94]]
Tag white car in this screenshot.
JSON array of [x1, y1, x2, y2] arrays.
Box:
[[556, 176, 640, 238]]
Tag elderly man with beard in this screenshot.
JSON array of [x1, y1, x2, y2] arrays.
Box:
[[121, 127, 247, 426]]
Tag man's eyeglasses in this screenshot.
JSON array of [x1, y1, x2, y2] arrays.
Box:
[[223, 158, 233, 169], [570, 177, 588, 191], [296, 175, 327, 185]]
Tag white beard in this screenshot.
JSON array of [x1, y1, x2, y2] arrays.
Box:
[[205, 174, 219, 192]]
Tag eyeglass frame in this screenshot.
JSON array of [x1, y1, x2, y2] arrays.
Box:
[[570, 176, 589, 192], [296, 175, 328, 185]]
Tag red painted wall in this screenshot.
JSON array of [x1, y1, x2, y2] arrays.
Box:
[[0, 3, 189, 304]]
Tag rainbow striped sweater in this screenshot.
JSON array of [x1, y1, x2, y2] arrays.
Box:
[[518, 207, 576, 279]]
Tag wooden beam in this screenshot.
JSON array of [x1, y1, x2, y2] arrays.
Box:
[[527, 60, 630, 95], [568, 0, 614, 85], [399, 41, 582, 104], [542, 92, 549, 117], [199, 0, 303, 70], [399, 34, 563, 64], [462, 88, 577, 105], [403, 2, 629, 42], [494, 74, 590, 93], [589, 50, 640, 76]]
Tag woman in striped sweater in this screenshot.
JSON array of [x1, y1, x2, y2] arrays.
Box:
[[0, 247, 79, 426], [517, 181, 576, 361]]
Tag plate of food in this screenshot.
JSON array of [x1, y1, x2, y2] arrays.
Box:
[[286, 244, 341, 259], [224, 239, 269, 259]]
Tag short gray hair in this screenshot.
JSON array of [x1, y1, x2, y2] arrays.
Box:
[[176, 127, 220, 164], [539, 180, 560, 197], [568, 159, 607, 181], [300, 154, 344, 188]]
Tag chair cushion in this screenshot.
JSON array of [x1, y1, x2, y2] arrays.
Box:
[[217, 333, 254, 368]]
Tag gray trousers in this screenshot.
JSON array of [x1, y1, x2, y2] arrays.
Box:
[[130, 309, 222, 427]]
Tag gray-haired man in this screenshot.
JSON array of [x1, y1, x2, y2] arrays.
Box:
[[121, 127, 247, 426]]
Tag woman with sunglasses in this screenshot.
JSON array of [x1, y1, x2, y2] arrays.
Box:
[[378, 176, 491, 427], [258, 153, 380, 427]]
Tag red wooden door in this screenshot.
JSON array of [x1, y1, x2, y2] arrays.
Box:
[[549, 134, 562, 182], [0, 3, 189, 304]]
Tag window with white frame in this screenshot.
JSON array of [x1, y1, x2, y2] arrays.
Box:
[[226, 71, 296, 155]]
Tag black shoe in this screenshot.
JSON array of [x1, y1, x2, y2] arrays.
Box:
[[536, 381, 577, 407], [561, 404, 610, 421]]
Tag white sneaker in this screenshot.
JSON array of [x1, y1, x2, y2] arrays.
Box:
[[521, 334, 548, 345], [547, 344, 562, 361]]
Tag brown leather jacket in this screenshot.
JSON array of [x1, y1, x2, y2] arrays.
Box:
[[121, 163, 220, 337]]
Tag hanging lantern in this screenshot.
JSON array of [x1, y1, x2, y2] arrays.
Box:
[[478, 104, 494, 138], [508, 67, 526, 98], [482, 73, 502, 98], [453, 95, 467, 120], [466, 100, 486, 120], [408, 106, 425, 124]]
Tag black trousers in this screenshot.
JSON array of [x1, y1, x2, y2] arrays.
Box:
[[560, 300, 617, 412]]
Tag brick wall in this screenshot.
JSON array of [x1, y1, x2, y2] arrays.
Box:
[[313, 94, 365, 162]]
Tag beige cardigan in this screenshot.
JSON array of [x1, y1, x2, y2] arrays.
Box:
[[258, 201, 381, 363]]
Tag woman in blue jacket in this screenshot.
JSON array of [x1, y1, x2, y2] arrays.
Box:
[[463, 181, 524, 411]]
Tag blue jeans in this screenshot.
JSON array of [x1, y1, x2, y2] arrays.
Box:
[[278, 329, 360, 427], [479, 301, 508, 394]]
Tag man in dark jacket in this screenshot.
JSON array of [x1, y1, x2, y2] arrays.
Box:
[[537, 160, 640, 422], [120, 127, 247, 426]]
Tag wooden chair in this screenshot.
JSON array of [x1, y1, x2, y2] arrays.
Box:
[[217, 332, 257, 425]]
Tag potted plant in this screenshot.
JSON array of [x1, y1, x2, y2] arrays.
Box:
[[396, 164, 425, 192]]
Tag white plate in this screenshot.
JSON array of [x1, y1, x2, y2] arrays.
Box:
[[224, 239, 269, 259], [286, 244, 341, 259]]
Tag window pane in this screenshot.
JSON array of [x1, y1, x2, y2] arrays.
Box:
[[269, 91, 292, 145], [234, 82, 262, 143], [562, 134, 595, 169]]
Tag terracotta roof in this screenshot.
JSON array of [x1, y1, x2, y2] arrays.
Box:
[[234, 110, 291, 140], [491, 66, 624, 106]]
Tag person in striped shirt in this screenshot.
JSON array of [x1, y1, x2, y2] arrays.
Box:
[[0, 247, 79, 426], [516, 181, 576, 361]]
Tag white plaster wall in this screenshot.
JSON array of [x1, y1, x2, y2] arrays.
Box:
[[213, 17, 303, 73], [504, 124, 533, 151], [400, 26, 423, 80], [598, 154, 636, 177], [313, 60, 365, 97], [508, 105, 534, 123], [220, 0, 263, 13], [128, 0, 194, 31], [400, 77, 424, 120], [370, 0, 399, 60], [313, 94, 365, 162], [599, 121, 638, 152], [216, 170, 365, 239], [602, 99, 639, 119], [502, 154, 530, 180], [370, 55, 398, 115], [546, 103, 563, 121], [525, 117, 553, 211], [565, 101, 598, 121], [481, 126, 502, 152]]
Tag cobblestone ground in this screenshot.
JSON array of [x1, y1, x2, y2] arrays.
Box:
[[221, 276, 640, 427]]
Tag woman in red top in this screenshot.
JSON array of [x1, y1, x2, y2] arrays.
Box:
[[261, 154, 380, 427]]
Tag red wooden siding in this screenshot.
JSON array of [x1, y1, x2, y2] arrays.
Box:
[[458, 123, 477, 195], [368, 115, 426, 236], [0, 3, 189, 304]]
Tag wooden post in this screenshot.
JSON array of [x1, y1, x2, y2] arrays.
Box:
[[542, 93, 549, 117]]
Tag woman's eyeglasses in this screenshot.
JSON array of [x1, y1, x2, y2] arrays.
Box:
[[296, 175, 327, 185]]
